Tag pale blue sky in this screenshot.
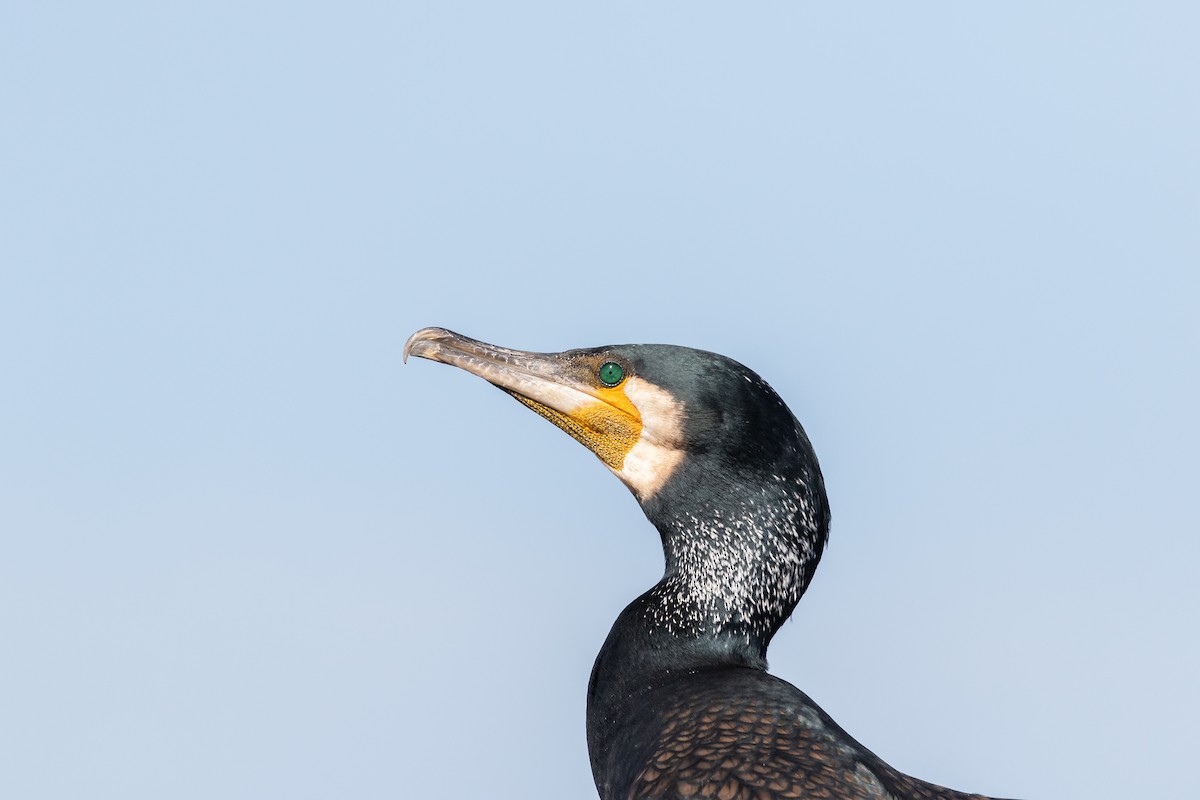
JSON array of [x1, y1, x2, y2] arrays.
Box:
[[2, 3, 1197, 799]]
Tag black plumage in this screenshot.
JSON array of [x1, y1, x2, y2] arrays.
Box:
[[404, 327, 1019, 800]]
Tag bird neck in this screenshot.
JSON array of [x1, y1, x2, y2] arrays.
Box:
[[589, 474, 825, 700], [587, 467, 827, 785], [643, 469, 827, 645]]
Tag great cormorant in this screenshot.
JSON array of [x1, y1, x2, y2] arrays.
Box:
[[404, 327, 1019, 800]]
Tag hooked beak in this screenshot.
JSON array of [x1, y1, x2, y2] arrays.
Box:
[[404, 327, 642, 470]]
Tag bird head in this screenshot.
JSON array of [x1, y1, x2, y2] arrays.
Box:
[[404, 327, 830, 634]]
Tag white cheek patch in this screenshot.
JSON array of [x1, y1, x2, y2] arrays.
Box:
[[615, 376, 685, 501]]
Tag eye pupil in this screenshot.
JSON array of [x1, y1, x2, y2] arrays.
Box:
[[598, 361, 625, 387]]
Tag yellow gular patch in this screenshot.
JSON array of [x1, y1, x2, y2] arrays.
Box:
[[508, 386, 643, 469]]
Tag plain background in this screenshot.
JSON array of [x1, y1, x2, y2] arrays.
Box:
[[3, 3, 1197, 799]]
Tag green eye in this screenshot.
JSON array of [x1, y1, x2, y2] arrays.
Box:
[[597, 361, 625, 387]]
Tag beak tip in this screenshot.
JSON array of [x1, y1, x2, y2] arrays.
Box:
[[404, 326, 452, 364]]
